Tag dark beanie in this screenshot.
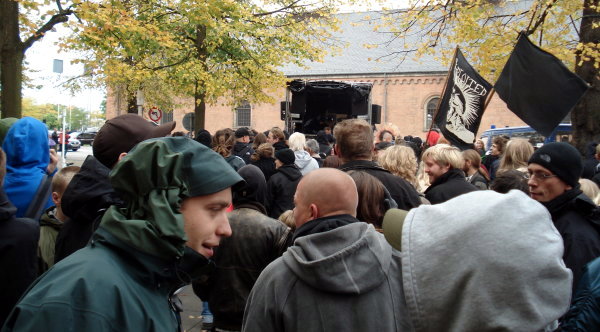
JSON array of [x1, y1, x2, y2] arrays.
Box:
[[528, 142, 582, 187], [194, 129, 212, 148], [275, 148, 295, 165]]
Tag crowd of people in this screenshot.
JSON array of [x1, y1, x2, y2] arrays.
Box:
[[0, 114, 599, 331]]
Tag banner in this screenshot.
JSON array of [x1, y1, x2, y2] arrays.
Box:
[[434, 48, 493, 150], [495, 33, 589, 137]]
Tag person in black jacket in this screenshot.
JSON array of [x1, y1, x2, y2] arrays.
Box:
[[527, 142, 600, 292], [0, 148, 39, 327], [267, 127, 288, 152], [54, 114, 174, 263], [422, 144, 478, 204], [53, 155, 123, 263], [335, 119, 421, 210], [232, 127, 254, 165], [194, 165, 292, 331], [250, 143, 276, 182], [266, 149, 302, 219]]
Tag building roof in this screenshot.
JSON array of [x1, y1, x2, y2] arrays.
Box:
[[282, 11, 449, 77]]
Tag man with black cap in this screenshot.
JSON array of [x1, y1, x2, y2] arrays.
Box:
[[266, 148, 302, 219], [4, 137, 243, 331], [194, 165, 292, 332], [233, 127, 254, 164], [54, 114, 175, 263], [527, 142, 600, 291]]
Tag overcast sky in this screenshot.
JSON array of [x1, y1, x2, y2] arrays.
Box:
[[23, 0, 404, 111]]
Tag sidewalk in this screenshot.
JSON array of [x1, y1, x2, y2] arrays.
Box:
[[180, 285, 204, 332]]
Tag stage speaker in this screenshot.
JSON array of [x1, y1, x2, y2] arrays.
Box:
[[371, 104, 382, 124], [280, 101, 289, 121]]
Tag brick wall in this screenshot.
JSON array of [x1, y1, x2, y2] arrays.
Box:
[[106, 73, 526, 140]]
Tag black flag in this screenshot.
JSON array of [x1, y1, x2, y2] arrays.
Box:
[[434, 48, 493, 150], [495, 33, 589, 137]]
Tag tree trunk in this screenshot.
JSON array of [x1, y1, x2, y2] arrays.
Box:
[[0, 0, 24, 118], [572, 0, 600, 152], [194, 91, 206, 130], [193, 25, 208, 131], [127, 91, 138, 114]]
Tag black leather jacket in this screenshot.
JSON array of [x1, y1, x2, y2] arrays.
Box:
[[194, 203, 292, 331]]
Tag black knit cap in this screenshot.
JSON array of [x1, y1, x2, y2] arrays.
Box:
[[275, 148, 295, 165], [235, 127, 250, 138], [528, 142, 582, 187]]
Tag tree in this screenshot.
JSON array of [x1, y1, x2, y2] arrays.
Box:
[[375, 0, 599, 152], [22, 97, 88, 130], [61, 0, 354, 131], [0, 0, 75, 118]]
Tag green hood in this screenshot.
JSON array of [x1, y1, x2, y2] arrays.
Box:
[[100, 137, 243, 260]]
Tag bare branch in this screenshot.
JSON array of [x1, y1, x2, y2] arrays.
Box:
[[525, 0, 558, 36], [22, 9, 74, 51]]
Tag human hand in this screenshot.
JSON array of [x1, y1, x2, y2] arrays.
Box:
[[47, 149, 58, 174]]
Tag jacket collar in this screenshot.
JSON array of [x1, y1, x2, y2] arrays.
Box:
[[92, 227, 214, 293], [339, 159, 388, 173], [429, 168, 466, 187]]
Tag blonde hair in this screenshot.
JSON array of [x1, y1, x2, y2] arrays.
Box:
[[579, 179, 600, 205], [278, 210, 296, 230], [415, 160, 431, 193], [378, 145, 418, 187], [499, 139, 534, 173], [52, 166, 81, 195], [288, 132, 306, 151], [421, 144, 464, 170], [251, 143, 274, 161]]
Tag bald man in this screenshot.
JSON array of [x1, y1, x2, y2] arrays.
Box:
[[242, 168, 408, 332]]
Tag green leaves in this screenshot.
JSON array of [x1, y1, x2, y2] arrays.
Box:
[[60, 0, 350, 110]]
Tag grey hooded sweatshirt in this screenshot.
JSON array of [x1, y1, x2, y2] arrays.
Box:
[[293, 150, 319, 175], [242, 221, 412, 332], [243, 190, 572, 332], [400, 190, 572, 332]]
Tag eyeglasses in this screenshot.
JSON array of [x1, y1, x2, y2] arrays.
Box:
[[527, 172, 558, 181]]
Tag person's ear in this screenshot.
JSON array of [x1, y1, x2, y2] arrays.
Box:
[[51, 192, 60, 206], [309, 203, 319, 219], [117, 152, 128, 163]]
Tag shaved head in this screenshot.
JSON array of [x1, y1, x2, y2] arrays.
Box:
[[293, 168, 358, 228]]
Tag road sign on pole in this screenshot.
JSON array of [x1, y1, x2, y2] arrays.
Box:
[[183, 112, 195, 132], [148, 107, 162, 123]]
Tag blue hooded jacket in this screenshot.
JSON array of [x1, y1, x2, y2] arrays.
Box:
[[2, 117, 52, 217]]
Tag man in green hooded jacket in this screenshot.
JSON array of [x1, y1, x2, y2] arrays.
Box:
[[1, 137, 243, 332]]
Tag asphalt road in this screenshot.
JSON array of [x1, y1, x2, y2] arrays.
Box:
[[62, 145, 207, 332]]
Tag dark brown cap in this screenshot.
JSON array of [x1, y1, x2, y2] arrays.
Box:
[[93, 114, 175, 168]]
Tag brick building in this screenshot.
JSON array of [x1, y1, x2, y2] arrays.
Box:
[[106, 11, 525, 139]]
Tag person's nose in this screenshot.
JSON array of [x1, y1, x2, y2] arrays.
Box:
[[217, 212, 232, 238]]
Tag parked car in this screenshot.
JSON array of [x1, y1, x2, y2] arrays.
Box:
[[77, 131, 97, 145], [68, 138, 81, 151], [55, 132, 80, 152]]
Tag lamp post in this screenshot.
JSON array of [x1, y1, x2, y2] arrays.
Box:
[[53, 59, 66, 167]]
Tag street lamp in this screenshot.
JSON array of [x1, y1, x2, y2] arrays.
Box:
[[53, 59, 66, 167]]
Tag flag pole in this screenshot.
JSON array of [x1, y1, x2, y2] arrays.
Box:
[[426, 46, 458, 146]]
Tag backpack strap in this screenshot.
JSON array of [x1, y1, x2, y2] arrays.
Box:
[[24, 174, 53, 220]]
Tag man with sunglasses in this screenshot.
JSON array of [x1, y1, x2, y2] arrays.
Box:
[[527, 142, 600, 291]]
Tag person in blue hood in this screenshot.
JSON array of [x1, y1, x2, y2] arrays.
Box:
[[2, 117, 57, 217]]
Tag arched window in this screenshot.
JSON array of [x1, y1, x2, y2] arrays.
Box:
[[235, 101, 251, 128], [424, 97, 440, 131]]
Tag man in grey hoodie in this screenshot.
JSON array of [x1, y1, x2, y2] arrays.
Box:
[[242, 168, 410, 332]]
